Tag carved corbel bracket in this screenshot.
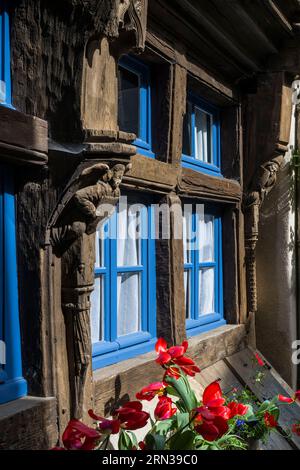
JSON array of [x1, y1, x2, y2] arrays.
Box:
[[116, 0, 148, 52], [47, 160, 131, 419], [243, 150, 285, 316]]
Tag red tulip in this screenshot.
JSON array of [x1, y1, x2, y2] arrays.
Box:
[[195, 415, 228, 442], [114, 401, 150, 430], [201, 381, 231, 419], [136, 382, 166, 401], [155, 338, 185, 365], [88, 409, 120, 434], [264, 412, 277, 428], [294, 390, 300, 401], [227, 401, 248, 418], [255, 352, 265, 367], [173, 355, 201, 377], [62, 419, 101, 450], [155, 338, 200, 378], [154, 396, 177, 420], [278, 394, 294, 404], [292, 423, 300, 436]]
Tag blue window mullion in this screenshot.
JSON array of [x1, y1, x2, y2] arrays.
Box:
[[0, 2, 12, 107], [109, 211, 118, 343], [148, 204, 156, 338], [0, 165, 27, 403], [0, 175, 3, 342], [192, 211, 198, 321], [103, 234, 110, 343]]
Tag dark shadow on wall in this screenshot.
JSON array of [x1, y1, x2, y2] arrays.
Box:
[[256, 161, 298, 388]]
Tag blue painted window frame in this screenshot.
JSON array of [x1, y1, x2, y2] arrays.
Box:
[[118, 55, 154, 158], [184, 204, 225, 337], [182, 94, 221, 176], [0, 0, 12, 107], [92, 203, 156, 369], [0, 165, 27, 404]]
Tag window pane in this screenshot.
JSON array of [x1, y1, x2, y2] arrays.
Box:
[[118, 66, 140, 136], [90, 276, 104, 343], [194, 107, 213, 163], [117, 272, 141, 336], [198, 213, 214, 263], [117, 206, 141, 267], [95, 222, 107, 268], [182, 101, 192, 156], [199, 268, 215, 315], [183, 209, 193, 264], [184, 270, 192, 319]]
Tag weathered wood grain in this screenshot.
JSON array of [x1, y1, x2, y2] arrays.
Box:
[[0, 397, 57, 450], [225, 348, 300, 449], [179, 168, 242, 203]]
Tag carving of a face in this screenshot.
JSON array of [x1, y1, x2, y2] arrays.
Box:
[[268, 162, 279, 175], [110, 166, 125, 190]]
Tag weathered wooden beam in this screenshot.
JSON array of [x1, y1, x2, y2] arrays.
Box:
[[178, 168, 242, 203], [155, 193, 186, 345], [168, 64, 187, 165], [0, 107, 48, 166]]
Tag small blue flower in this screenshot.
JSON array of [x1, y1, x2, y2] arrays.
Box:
[[236, 419, 245, 428]]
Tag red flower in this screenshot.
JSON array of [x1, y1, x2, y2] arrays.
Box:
[[227, 401, 248, 418], [195, 415, 228, 442], [61, 419, 100, 450], [278, 394, 294, 404], [201, 381, 231, 420], [163, 366, 181, 380], [88, 410, 120, 434], [172, 355, 200, 377], [154, 396, 177, 420], [139, 441, 146, 450], [292, 423, 300, 436], [155, 338, 186, 365], [264, 412, 277, 428], [155, 338, 200, 378], [136, 382, 166, 401], [294, 390, 300, 401], [255, 352, 265, 367], [114, 401, 150, 430]]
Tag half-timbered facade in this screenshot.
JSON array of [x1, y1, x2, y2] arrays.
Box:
[[0, 0, 300, 449]]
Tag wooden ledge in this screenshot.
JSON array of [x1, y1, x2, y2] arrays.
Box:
[[93, 324, 246, 414], [178, 167, 242, 203], [0, 106, 48, 167], [0, 396, 57, 449]]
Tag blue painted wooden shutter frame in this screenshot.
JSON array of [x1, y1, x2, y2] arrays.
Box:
[[182, 94, 221, 176], [92, 203, 156, 369], [0, 165, 27, 404], [0, 0, 12, 107], [118, 55, 155, 159], [185, 205, 225, 337]]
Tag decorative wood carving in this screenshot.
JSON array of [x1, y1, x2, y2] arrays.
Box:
[[47, 161, 131, 419], [117, 0, 148, 51], [243, 153, 284, 315]]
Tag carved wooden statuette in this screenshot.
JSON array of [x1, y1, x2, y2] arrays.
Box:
[[48, 161, 131, 419], [243, 154, 284, 315]]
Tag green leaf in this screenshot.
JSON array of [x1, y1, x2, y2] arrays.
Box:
[[154, 419, 174, 435], [258, 400, 270, 412], [169, 429, 196, 450], [145, 433, 166, 450], [176, 412, 190, 430], [164, 376, 197, 412], [118, 430, 135, 450], [165, 386, 180, 398]]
